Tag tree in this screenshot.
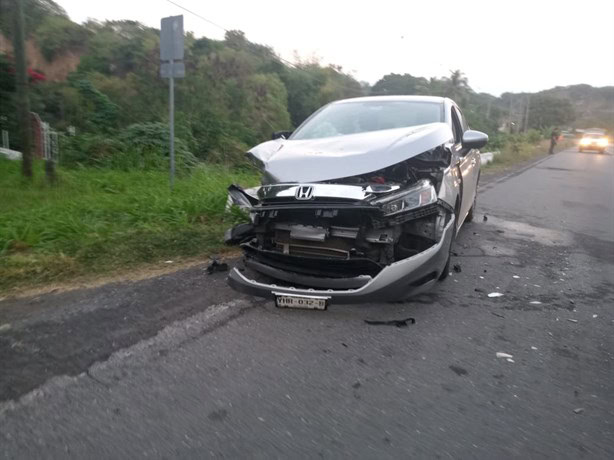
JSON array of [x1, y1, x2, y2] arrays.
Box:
[[443, 69, 470, 103], [527, 95, 575, 129], [371, 73, 429, 95], [11, 0, 32, 178]]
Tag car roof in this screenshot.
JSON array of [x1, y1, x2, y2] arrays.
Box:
[[332, 95, 448, 105]]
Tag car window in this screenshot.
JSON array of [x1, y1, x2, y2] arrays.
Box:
[[291, 101, 444, 140], [451, 107, 463, 144], [457, 107, 469, 131]]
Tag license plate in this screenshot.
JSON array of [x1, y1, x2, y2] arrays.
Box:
[[274, 294, 328, 310]]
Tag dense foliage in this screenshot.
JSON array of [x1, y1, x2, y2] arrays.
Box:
[[1, 0, 612, 170]]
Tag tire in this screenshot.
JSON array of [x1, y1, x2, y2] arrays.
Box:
[[465, 194, 476, 223], [439, 206, 459, 282]]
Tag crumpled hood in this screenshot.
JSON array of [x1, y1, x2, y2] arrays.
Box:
[[248, 122, 453, 183]]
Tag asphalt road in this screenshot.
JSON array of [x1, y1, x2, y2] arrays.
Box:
[[1, 148, 613, 459]]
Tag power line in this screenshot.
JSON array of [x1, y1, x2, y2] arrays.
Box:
[[162, 0, 362, 95]]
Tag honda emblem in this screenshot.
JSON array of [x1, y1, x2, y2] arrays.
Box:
[[295, 185, 314, 200]]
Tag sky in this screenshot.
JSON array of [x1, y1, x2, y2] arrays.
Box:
[[55, 0, 614, 96]]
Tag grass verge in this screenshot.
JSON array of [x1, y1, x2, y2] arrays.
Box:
[[0, 159, 258, 294], [483, 138, 575, 173]]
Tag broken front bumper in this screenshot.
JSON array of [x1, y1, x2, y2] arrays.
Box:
[[228, 216, 455, 305]]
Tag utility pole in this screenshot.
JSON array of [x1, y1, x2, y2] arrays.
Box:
[[508, 96, 514, 134], [12, 0, 32, 178], [523, 95, 531, 133]]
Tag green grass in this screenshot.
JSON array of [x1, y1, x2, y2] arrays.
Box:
[[0, 159, 258, 293], [483, 138, 575, 172]]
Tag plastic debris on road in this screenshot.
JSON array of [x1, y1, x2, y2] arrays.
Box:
[[567, 318, 578, 323], [488, 292, 504, 298], [573, 408, 584, 414], [496, 352, 513, 359], [530, 301, 542, 305], [364, 317, 415, 328], [207, 258, 229, 274]]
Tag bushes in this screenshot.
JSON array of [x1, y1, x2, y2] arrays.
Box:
[[62, 122, 197, 171], [35, 15, 90, 61]]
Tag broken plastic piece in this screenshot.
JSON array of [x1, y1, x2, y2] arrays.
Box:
[[496, 352, 513, 359], [453, 263, 462, 273], [488, 292, 504, 298], [364, 317, 416, 328], [207, 259, 229, 275]]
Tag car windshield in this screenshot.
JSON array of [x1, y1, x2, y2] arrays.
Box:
[[291, 101, 443, 140]]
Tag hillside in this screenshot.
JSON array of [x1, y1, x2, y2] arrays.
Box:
[[1, 0, 612, 163]]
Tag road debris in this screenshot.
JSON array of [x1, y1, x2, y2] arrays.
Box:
[[207, 258, 229, 274], [531, 346, 538, 350], [592, 314, 598, 319], [530, 301, 542, 305], [483, 215, 488, 222], [512, 275, 520, 279], [567, 319, 578, 323], [488, 292, 504, 298], [573, 408, 584, 414], [453, 263, 462, 273], [491, 312, 505, 318], [364, 317, 416, 328], [164, 260, 174, 264], [507, 358, 515, 363], [475, 288, 485, 293], [0, 323, 11, 333], [496, 352, 513, 359]]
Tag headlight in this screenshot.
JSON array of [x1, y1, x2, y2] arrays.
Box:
[[597, 138, 608, 147], [374, 180, 437, 216], [580, 138, 591, 145]]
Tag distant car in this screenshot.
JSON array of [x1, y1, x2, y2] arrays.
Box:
[[579, 133, 608, 153], [225, 96, 488, 307]]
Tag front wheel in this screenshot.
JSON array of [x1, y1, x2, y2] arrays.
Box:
[[465, 194, 476, 223], [439, 214, 458, 281]]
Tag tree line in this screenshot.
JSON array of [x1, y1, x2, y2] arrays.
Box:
[[1, 0, 610, 172]]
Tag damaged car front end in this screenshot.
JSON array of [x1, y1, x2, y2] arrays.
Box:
[[225, 96, 487, 307]]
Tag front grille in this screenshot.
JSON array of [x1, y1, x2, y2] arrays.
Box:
[[242, 242, 383, 278]]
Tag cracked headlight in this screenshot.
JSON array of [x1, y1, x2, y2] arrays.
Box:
[[374, 180, 437, 216]]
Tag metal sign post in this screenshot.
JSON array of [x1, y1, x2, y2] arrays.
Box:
[[160, 15, 185, 190]]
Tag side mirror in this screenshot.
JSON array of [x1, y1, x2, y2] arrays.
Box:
[[272, 130, 293, 140], [462, 130, 488, 149]]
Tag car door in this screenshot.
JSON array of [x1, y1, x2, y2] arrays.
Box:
[[451, 106, 479, 227]]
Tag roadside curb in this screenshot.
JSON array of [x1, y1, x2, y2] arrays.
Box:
[[479, 153, 554, 192]]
